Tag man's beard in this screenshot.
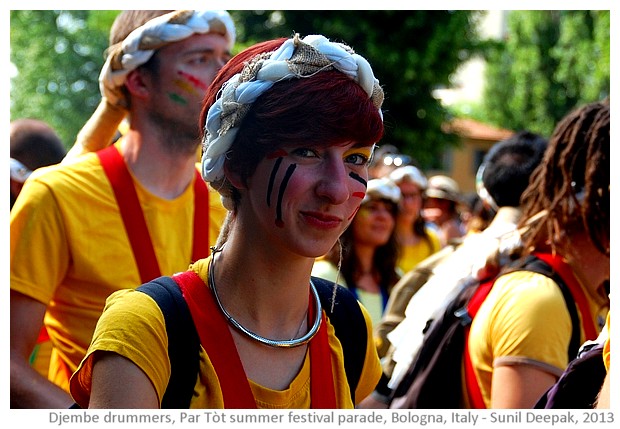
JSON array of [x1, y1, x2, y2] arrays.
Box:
[[146, 107, 201, 157]]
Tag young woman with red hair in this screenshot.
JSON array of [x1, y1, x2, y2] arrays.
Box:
[[71, 34, 385, 409]]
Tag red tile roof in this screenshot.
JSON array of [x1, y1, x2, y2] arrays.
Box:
[[443, 118, 514, 141]]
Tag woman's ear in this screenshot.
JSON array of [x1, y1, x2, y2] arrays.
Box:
[[224, 161, 246, 190]]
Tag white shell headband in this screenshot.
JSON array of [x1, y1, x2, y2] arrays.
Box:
[[201, 33, 384, 184], [100, 10, 236, 107]]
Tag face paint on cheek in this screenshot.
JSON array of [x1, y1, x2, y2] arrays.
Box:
[[177, 70, 209, 92], [266, 157, 283, 207], [167, 92, 188, 105], [348, 205, 361, 221], [266, 150, 288, 160], [349, 172, 368, 187], [173, 78, 200, 97], [347, 174, 368, 220], [275, 163, 297, 228]]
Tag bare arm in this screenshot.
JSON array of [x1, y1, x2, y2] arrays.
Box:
[[10, 290, 75, 408], [595, 370, 610, 408], [89, 352, 159, 408], [491, 364, 557, 408]]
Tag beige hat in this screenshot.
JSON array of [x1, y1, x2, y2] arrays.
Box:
[[425, 175, 461, 202], [363, 177, 401, 204], [389, 165, 427, 190]]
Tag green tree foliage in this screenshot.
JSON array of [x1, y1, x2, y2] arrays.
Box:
[[10, 10, 481, 167], [481, 10, 609, 137], [230, 10, 483, 168], [10, 11, 117, 148]]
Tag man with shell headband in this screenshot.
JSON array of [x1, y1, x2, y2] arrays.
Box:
[[10, 10, 235, 408]]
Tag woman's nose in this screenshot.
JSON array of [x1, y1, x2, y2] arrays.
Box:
[[316, 160, 355, 205]]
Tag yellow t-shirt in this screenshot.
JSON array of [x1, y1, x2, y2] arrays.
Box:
[[396, 227, 441, 274], [10, 145, 227, 391], [311, 259, 385, 327], [467, 269, 608, 408], [70, 258, 382, 408], [603, 312, 610, 371]]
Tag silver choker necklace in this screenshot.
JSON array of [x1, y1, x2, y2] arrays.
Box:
[[208, 252, 322, 348]]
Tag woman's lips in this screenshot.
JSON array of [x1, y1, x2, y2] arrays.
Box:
[[301, 211, 343, 229]]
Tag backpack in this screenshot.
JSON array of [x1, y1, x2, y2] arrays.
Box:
[[137, 273, 367, 408], [388, 254, 582, 409], [534, 339, 606, 409]]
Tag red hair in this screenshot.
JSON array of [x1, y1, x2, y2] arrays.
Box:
[[199, 37, 384, 185]]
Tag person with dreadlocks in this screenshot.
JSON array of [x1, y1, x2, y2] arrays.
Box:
[[70, 34, 385, 409], [10, 10, 235, 408], [465, 99, 610, 408]]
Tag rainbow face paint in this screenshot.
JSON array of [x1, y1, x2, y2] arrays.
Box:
[[177, 70, 209, 92], [173, 79, 200, 97], [167, 92, 188, 105]]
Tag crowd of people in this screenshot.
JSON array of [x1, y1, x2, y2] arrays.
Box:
[[10, 9, 610, 410]]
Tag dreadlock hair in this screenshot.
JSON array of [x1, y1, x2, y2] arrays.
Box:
[[518, 99, 609, 257]]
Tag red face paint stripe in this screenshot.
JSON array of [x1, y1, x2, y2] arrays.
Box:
[[266, 149, 288, 159], [177, 70, 209, 91], [348, 205, 361, 221], [352, 192, 366, 199]]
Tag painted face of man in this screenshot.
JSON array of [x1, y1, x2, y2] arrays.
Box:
[[141, 32, 231, 145]]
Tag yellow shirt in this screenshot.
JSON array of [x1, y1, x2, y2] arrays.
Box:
[[603, 312, 610, 371], [70, 258, 382, 408], [396, 227, 441, 274], [311, 259, 385, 327], [467, 269, 608, 408], [10, 145, 226, 391]]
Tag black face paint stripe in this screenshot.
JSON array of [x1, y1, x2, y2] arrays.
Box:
[[267, 157, 283, 207], [276, 163, 297, 227], [349, 172, 367, 187]]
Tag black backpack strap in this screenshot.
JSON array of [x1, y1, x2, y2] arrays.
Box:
[[312, 276, 367, 404], [511, 255, 581, 360], [137, 276, 200, 409]]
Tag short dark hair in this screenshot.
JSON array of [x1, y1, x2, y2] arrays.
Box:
[[10, 119, 66, 170], [482, 131, 548, 208]]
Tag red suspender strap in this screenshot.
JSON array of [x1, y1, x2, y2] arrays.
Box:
[[532, 252, 597, 339], [191, 170, 210, 263], [463, 278, 495, 409], [174, 270, 337, 408], [308, 305, 337, 408], [174, 270, 255, 408], [98, 146, 160, 283], [463, 253, 598, 409], [98, 146, 211, 283]]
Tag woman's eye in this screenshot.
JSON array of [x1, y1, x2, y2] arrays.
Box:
[[291, 148, 318, 158], [345, 152, 370, 166]]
